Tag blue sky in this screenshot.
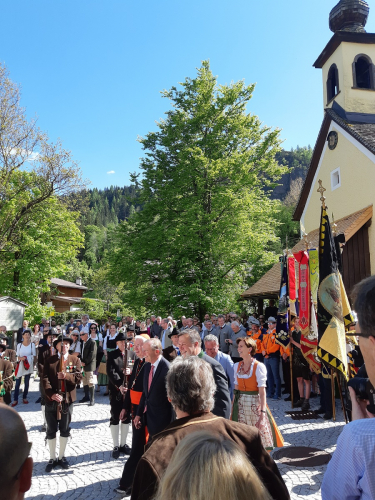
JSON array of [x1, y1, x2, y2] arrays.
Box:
[[2, 0, 375, 189]]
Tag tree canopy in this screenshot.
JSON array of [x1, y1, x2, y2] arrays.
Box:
[[108, 61, 287, 317]]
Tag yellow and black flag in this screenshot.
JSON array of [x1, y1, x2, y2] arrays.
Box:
[[317, 206, 354, 379]]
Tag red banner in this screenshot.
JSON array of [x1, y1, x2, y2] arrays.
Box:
[[294, 251, 310, 336], [288, 256, 296, 301]]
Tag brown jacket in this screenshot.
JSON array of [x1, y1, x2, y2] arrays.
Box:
[[0, 357, 14, 395], [43, 354, 82, 404], [131, 412, 290, 500], [2, 349, 17, 367]]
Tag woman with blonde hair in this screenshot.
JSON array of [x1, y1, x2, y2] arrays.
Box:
[[155, 431, 271, 500], [231, 337, 284, 451]]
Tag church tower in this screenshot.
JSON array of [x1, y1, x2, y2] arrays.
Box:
[[314, 0, 375, 118]]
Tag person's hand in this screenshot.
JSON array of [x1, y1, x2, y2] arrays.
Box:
[[282, 353, 288, 360], [51, 393, 63, 403], [81, 362, 85, 367], [119, 386, 128, 395], [262, 350, 266, 356], [124, 368, 131, 376], [57, 371, 66, 380], [255, 412, 266, 429], [349, 387, 369, 420], [119, 409, 127, 421], [134, 416, 142, 429]]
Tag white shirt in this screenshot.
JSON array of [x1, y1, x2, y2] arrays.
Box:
[[103, 332, 118, 351], [234, 360, 267, 388], [150, 355, 162, 376], [58, 352, 69, 361], [90, 333, 103, 342], [15, 343, 36, 378]]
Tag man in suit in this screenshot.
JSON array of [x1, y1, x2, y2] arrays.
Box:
[[160, 318, 172, 350], [162, 328, 181, 362], [178, 329, 231, 419], [16, 320, 29, 344], [204, 334, 235, 401], [134, 338, 172, 438], [79, 330, 97, 406], [150, 316, 163, 339], [43, 335, 82, 472], [131, 357, 289, 500], [107, 331, 132, 459]]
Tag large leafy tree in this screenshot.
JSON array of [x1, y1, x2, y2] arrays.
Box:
[[109, 62, 287, 317]]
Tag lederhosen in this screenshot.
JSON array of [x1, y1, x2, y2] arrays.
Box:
[[119, 357, 147, 490]]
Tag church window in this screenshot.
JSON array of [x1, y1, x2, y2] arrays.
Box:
[[327, 64, 339, 102], [353, 54, 375, 90], [331, 168, 341, 191]]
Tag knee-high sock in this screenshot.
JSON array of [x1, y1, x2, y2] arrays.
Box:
[[48, 438, 56, 460], [110, 424, 120, 448], [42, 405, 47, 425], [120, 423, 129, 447], [59, 436, 69, 459]]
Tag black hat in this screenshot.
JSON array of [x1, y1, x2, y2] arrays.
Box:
[[127, 325, 135, 332], [45, 327, 59, 338], [168, 327, 180, 339], [53, 335, 73, 348], [116, 332, 127, 342]]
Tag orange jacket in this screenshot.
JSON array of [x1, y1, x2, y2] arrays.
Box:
[[250, 330, 264, 354], [261, 329, 280, 357]]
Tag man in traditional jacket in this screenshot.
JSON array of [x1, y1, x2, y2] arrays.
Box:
[[131, 356, 289, 500], [43, 335, 82, 472]]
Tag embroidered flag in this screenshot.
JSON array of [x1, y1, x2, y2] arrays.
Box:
[[308, 248, 319, 307], [294, 250, 310, 338], [276, 254, 290, 349]]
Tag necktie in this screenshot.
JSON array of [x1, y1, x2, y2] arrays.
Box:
[[148, 365, 154, 391]]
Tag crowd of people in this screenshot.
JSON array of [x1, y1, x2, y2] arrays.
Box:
[[1, 277, 375, 499]]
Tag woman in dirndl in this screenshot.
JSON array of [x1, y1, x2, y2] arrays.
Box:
[[231, 336, 284, 452], [98, 324, 118, 395]]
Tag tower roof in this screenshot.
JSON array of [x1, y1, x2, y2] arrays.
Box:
[[329, 0, 369, 33]]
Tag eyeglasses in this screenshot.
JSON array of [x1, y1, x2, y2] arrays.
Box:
[[90, 327, 96, 330]]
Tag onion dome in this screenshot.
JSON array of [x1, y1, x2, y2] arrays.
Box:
[[329, 0, 369, 33]]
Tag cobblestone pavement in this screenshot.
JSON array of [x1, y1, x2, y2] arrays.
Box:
[[14, 375, 346, 499]]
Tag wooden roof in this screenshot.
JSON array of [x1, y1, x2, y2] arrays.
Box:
[[241, 205, 373, 299]]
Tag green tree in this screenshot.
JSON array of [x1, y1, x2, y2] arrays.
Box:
[[109, 61, 287, 318]]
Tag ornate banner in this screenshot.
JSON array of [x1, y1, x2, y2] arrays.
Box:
[[294, 250, 310, 338], [308, 248, 319, 307], [288, 255, 297, 317]]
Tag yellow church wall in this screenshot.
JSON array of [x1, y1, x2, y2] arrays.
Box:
[[322, 42, 375, 114], [301, 125, 375, 273]]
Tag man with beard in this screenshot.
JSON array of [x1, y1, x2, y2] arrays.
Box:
[[107, 331, 131, 459], [114, 334, 150, 496]]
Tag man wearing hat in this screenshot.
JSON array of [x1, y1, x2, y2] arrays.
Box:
[[162, 328, 181, 362], [79, 328, 97, 406], [37, 328, 59, 431], [42, 335, 82, 472], [261, 317, 281, 400], [107, 331, 131, 459], [249, 318, 265, 363], [0, 330, 17, 367]]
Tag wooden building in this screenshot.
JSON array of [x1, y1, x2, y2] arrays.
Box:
[[49, 278, 88, 313], [242, 0, 374, 306]]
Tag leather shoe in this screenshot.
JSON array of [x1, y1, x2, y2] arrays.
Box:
[[58, 457, 70, 469], [112, 446, 120, 459], [45, 459, 57, 472], [120, 444, 131, 455], [11, 401, 18, 407]]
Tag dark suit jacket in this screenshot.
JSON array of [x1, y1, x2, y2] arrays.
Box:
[[150, 322, 162, 339], [81, 338, 97, 372], [43, 354, 82, 404], [137, 357, 172, 437], [107, 349, 125, 393], [131, 412, 289, 500], [201, 353, 231, 419]]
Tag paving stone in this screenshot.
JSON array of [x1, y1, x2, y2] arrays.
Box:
[[15, 375, 345, 499]]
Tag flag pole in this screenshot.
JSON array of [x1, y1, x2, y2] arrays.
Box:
[[330, 370, 336, 422], [335, 369, 348, 424]]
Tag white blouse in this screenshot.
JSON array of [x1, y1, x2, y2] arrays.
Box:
[[16, 342, 36, 378], [103, 332, 118, 351], [234, 360, 267, 388]]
